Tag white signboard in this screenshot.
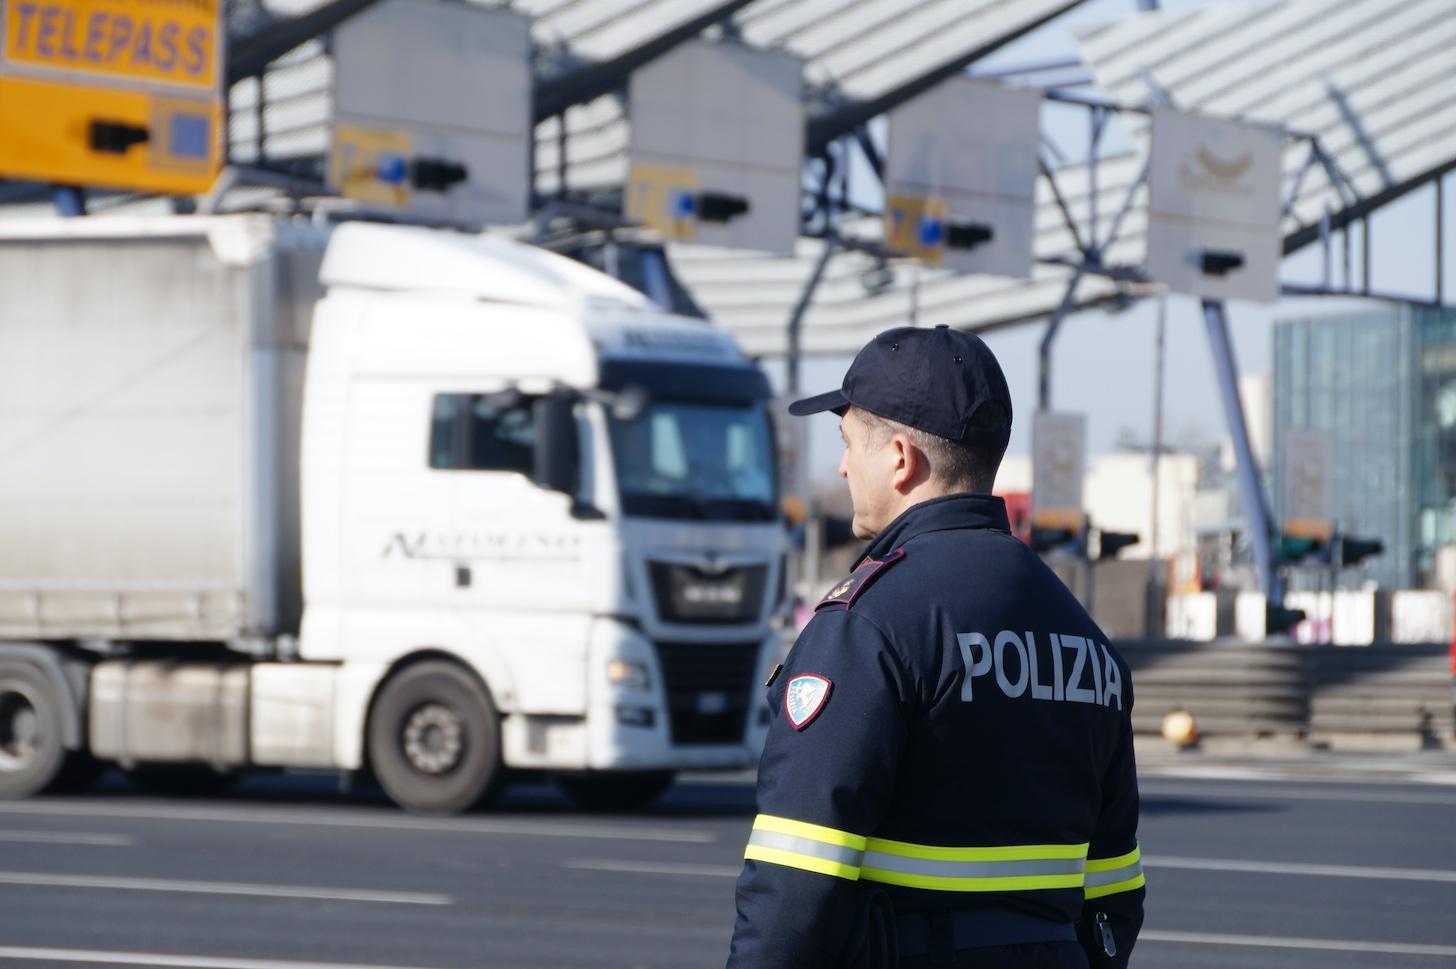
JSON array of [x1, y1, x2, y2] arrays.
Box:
[[1282, 426, 1333, 541], [885, 77, 1042, 278], [1032, 411, 1087, 530], [330, 0, 531, 227], [627, 41, 804, 255], [1146, 107, 1284, 302]]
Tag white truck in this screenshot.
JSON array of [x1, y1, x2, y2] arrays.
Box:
[[0, 216, 787, 813]]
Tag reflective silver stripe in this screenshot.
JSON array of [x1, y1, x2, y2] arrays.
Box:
[[747, 829, 865, 870], [1084, 861, 1143, 888], [862, 852, 1086, 880]]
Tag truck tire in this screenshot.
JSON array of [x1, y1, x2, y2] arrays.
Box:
[[368, 661, 503, 815], [0, 659, 67, 798], [555, 770, 675, 812]]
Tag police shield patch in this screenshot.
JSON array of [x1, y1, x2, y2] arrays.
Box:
[[785, 674, 832, 730]]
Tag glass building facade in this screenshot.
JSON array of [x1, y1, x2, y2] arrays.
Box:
[[1273, 305, 1456, 589]]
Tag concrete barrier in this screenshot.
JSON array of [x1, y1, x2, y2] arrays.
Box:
[[1117, 639, 1453, 741], [1307, 644, 1453, 738], [1118, 640, 1307, 737]]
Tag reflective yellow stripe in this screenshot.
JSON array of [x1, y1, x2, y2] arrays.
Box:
[[861, 868, 1086, 892], [1084, 843, 1144, 898], [867, 838, 1089, 862], [745, 844, 862, 880], [753, 814, 867, 850], [743, 815, 1095, 893], [1086, 846, 1141, 873], [1084, 872, 1146, 899]]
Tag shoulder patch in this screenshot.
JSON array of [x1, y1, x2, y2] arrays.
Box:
[[785, 674, 832, 729], [816, 547, 906, 611]]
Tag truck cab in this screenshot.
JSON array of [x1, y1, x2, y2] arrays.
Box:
[[293, 223, 788, 810]]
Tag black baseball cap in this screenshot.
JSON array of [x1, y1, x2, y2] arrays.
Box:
[[788, 324, 1013, 447]]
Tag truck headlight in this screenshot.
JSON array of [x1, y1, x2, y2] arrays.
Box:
[[606, 659, 651, 689]]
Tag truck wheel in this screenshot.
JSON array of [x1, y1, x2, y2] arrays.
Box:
[[368, 661, 502, 815], [555, 771, 675, 812], [0, 660, 67, 799]]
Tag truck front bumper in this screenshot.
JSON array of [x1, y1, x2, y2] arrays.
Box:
[[582, 617, 778, 771]]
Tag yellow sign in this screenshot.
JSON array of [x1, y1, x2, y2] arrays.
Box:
[[3, 0, 220, 90], [330, 124, 413, 208], [1283, 518, 1333, 542], [884, 194, 948, 264], [1031, 508, 1087, 532], [0, 0, 221, 193], [0, 74, 219, 193], [625, 162, 699, 240]]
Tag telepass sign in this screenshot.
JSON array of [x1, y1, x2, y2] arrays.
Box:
[[0, 0, 223, 194], [6, 0, 218, 86]]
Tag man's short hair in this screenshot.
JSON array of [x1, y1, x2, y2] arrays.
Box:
[[855, 403, 1008, 493]]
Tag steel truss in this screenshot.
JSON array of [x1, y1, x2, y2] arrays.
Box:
[[787, 71, 1452, 608]]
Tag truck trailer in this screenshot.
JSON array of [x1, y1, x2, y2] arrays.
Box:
[[0, 216, 787, 813]]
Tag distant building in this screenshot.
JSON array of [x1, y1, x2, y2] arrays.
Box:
[[1273, 304, 1456, 589]]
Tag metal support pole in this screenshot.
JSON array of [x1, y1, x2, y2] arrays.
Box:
[[1083, 551, 1096, 622], [1438, 176, 1445, 304], [1088, 109, 1105, 254], [556, 114, 568, 199], [1342, 222, 1351, 289], [1038, 267, 1086, 411], [853, 125, 884, 182], [1321, 210, 1332, 287], [1147, 296, 1167, 635], [1202, 299, 1278, 603], [787, 240, 838, 604], [255, 71, 267, 165], [1362, 216, 1371, 295], [1101, 157, 1151, 257], [909, 262, 921, 327], [786, 243, 836, 399], [1039, 156, 1088, 256]]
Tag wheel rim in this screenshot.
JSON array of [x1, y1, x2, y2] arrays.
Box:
[[401, 703, 465, 775], [0, 684, 42, 773]]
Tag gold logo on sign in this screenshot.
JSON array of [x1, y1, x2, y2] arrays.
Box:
[[1196, 147, 1253, 181]]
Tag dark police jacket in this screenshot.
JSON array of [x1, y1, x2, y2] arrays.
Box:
[[727, 494, 1144, 968]]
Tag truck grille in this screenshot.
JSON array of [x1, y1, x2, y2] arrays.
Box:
[[648, 561, 767, 625], [654, 641, 759, 745]]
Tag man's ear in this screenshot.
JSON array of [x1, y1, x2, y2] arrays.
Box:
[[889, 432, 921, 491]]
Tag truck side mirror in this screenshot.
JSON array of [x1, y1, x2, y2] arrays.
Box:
[[611, 384, 650, 422], [533, 391, 580, 495]]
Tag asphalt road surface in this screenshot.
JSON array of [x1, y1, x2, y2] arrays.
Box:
[[0, 758, 1453, 969]]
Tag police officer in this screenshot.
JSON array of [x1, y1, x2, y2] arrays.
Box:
[[726, 325, 1144, 969]]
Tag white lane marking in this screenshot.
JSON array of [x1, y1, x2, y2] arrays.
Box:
[[568, 855, 1456, 888], [1138, 763, 1456, 786], [1141, 930, 1456, 958], [0, 801, 713, 844], [1146, 855, 1456, 884], [565, 858, 741, 877], [1140, 783, 1456, 807], [0, 946, 456, 969], [0, 871, 452, 906], [0, 830, 134, 846]]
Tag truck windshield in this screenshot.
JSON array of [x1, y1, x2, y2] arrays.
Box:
[[609, 401, 778, 522]]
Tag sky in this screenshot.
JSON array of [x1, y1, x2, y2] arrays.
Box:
[[770, 0, 1455, 485]]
